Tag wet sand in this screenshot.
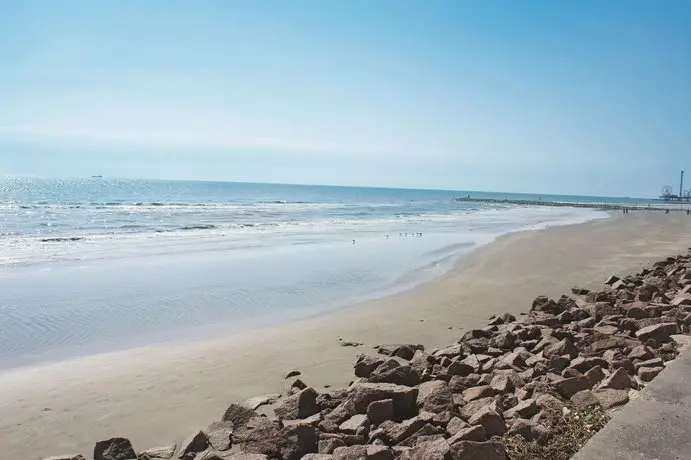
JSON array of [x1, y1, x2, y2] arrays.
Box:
[[2, 212, 691, 458]]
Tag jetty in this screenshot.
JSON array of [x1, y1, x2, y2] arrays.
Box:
[[454, 196, 690, 212]]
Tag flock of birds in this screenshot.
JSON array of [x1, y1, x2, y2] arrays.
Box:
[[353, 232, 423, 244]]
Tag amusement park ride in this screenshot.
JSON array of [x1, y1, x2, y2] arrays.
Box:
[[660, 171, 691, 202]]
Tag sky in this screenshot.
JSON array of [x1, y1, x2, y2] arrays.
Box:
[[0, 0, 690, 197]]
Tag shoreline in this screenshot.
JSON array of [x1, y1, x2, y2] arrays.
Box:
[[2, 212, 691, 458], [0, 207, 607, 372]]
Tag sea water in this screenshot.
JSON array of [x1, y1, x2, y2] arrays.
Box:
[[0, 178, 620, 369]]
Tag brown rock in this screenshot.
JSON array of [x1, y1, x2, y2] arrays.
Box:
[[274, 388, 320, 420], [365, 445, 394, 460], [461, 385, 496, 402], [93, 438, 137, 460], [468, 406, 505, 437], [333, 446, 366, 460], [503, 398, 538, 420], [278, 424, 319, 460], [448, 425, 488, 443], [369, 361, 421, 387], [175, 432, 209, 460], [585, 366, 607, 387], [489, 374, 515, 394], [490, 331, 519, 350], [446, 417, 469, 436], [354, 355, 385, 378], [302, 455, 333, 460], [205, 421, 234, 452], [367, 399, 394, 425], [449, 441, 506, 460], [570, 390, 600, 410], [339, 414, 369, 434], [398, 423, 443, 447], [635, 323, 680, 343], [447, 359, 475, 377], [594, 389, 629, 409], [319, 438, 345, 454], [379, 417, 426, 444], [571, 287, 590, 296], [222, 404, 257, 428], [535, 393, 563, 410], [554, 376, 592, 398], [139, 444, 176, 459], [638, 366, 664, 382], [605, 276, 620, 285], [417, 380, 454, 413], [400, 439, 450, 460], [506, 418, 541, 441], [350, 383, 418, 420], [43, 456, 87, 460], [544, 339, 579, 359], [459, 397, 496, 421], [599, 368, 633, 391], [628, 345, 655, 361]]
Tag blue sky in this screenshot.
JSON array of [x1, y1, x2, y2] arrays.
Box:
[[1, 1, 690, 196]]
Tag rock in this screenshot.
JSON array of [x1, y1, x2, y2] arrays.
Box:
[[378, 416, 430, 444], [506, 418, 541, 441], [599, 368, 633, 391], [503, 399, 538, 420], [369, 361, 421, 387], [349, 383, 418, 420], [274, 388, 320, 420], [175, 432, 210, 460], [243, 394, 281, 411], [461, 385, 496, 402], [354, 355, 385, 378], [319, 438, 345, 454], [205, 421, 234, 451], [41, 456, 86, 460], [490, 331, 519, 350], [278, 424, 319, 460], [467, 406, 506, 437], [93, 438, 137, 460], [448, 441, 507, 460], [670, 295, 691, 306], [447, 359, 475, 377], [302, 455, 334, 460], [224, 454, 269, 460], [638, 366, 664, 382], [332, 445, 366, 460], [634, 357, 664, 371], [138, 445, 176, 459], [489, 374, 515, 394], [400, 439, 450, 460], [459, 397, 496, 420], [628, 345, 655, 361], [570, 390, 600, 410], [339, 414, 369, 434], [285, 370, 301, 379], [448, 425, 488, 443], [585, 366, 607, 387], [367, 399, 394, 425], [446, 417, 469, 436], [535, 393, 563, 410], [416, 380, 454, 413], [554, 376, 592, 399], [376, 344, 424, 360], [285, 378, 308, 396], [232, 416, 282, 457], [340, 339, 363, 347], [398, 423, 443, 447], [222, 404, 257, 428], [571, 287, 590, 296], [365, 445, 394, 460], [594, 389, 629, 409], [636, 323, 680, 343]]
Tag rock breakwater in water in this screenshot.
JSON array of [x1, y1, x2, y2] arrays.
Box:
[[44, 250, 691, 460]]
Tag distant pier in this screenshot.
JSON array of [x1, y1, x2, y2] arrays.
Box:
[[454, 197, 690, 212]]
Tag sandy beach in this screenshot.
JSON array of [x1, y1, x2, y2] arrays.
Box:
[[2, 212, 691, 459]]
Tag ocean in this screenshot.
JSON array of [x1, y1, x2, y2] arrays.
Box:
[[0, 177, 633, 370]]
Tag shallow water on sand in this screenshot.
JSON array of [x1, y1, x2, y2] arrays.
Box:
[[0, 179, 611, 370]]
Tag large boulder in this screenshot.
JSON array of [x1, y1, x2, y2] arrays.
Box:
[[176, 431, 209, 460], [232, 417, 282, 458], [222, 404, 257, 428], [367, 399, 394, 425], [554, 376, 592, 399], [274, 388, 320, 420], [93, 438, 137, 460], [369, 361, 420, 387], [449, 441, 506, 460], [206, 421, 234, 451], [349, 383, 418, 420], [354, 355, 385, 378], [416, 380, 454, 413], [467, 406, 506, 437], [139, 444, 177, 459], [277, 424, 319, 460], [636, 323, 680, 343]]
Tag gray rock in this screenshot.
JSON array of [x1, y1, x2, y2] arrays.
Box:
[[139, 444, 176, 459], [554, 376, 591, 398], [274, 388, 320, 420], [446, 417, 469, 436], [594, 389, 629, 409], [570, 390, 600, 410], [399, 438, 450, 460], [503, 399, 538, 420], [447, 425, 488, 443], [461, 385, 496, 402], [205, 421, 234, 451], [468, 406, 505, 437], [349, 382, 418, 420], [354, 355, 385, 378], [339, 414, 369, 434], [367, 399, 394, 425], [599, 368, 633, 391], [449, 440, 507, 460], [222, 404, 256, 428], [41, 456, 86, 460], [635, 323, 680, 343], [319, 438, 345, 454], [416, 380, 454, 413], [94, 438, 137, 460], [176, 431, 209, 460], [278, 424, 319, 460], [638, 366, 664, 382]]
